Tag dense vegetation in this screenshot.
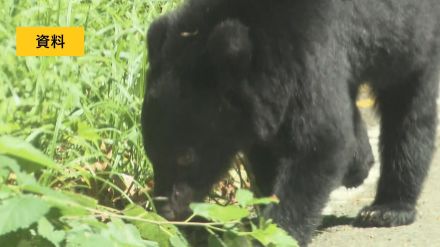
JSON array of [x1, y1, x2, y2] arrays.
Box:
[[0, 0, 297, 246]]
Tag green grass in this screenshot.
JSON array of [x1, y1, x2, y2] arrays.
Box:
[[0, 0, 182, 182]]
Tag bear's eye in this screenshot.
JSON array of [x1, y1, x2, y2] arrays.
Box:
[[177, 148, 196, 167]]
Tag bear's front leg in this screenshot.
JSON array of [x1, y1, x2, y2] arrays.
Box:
[[342, 106, 374, 188], [265, 133, 354, 246]]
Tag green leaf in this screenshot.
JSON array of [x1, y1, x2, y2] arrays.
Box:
[[236, 189, 279, 207], [66, 228, 115, 247], [0, 229, 53, 247], [59, 190, 99, 209], [0, 136, 59, 172], [126, 127, 140, 145], [102, 218, 157, 247], [0, 154, 21, 173], [6, 164, 38, 189], [208, 234, 227, 247], [123, 204, 188, 247], [22, 184, 97, 216], [77, 121, 100, 141], [169, 235, 188, 247], [0, 187, 13, 200], [248, 196, 279, 206], [222, 231, 252, 247], [190, 203, 249, 222], [0, 154, 38, 186], [38, 217, 66, 247], [66, 218, 159, 247], [0, 195, 51, 235], [236, 189, 254, 207], [250, 223, 298, 247], [0, 155, 17, 182], [65, 218, 107, 235]]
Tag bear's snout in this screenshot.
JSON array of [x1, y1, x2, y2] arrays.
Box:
[[157, 183, 194, 221]]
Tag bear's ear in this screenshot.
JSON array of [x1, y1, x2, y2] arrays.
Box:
[[147, 17, 169, 64], [207, 19, 252, 77]]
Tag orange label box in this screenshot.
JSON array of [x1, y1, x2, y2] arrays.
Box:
[[16, 27, 84, 56]]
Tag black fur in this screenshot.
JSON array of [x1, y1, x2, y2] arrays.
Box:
[[141, 0, 440, 245]]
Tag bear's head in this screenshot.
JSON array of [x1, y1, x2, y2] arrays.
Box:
[[141, 14, 254, 220]]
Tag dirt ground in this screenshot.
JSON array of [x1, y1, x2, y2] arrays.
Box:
[[310, 100, 440, 247]]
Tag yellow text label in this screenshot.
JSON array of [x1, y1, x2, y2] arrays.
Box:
[[16, 27, 84, 56]]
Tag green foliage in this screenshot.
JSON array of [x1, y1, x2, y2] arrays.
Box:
[[0, 136, 59, 172], [0, 0, 182, 181], [236, 189, 279, 207], [124, 204, 188, 247], [65, 218, 157, 247], [0, 138, 298, 246], [189, 190, 297, 247], [250, 223, 299, 247], [190, 203, 249, 222], [37, 217, 66, 247], [0, 195, 51, 235]]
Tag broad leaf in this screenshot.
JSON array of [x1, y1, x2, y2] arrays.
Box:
[[23, 184, 97, 216], [248, 196, 279, 206], [236, 189, 254, 206], [0, 195, 51, 235], [59, 190, 99, 209], [66, 218, 158, 247], [66, 229, 115, 247], [123, 204, 188, 247], [222, 231, 252, 247], [250, 223, 298, 247], [190, 203, 249, 222], [0, 136, 59, 172], [208, 234, 228, 247], [169, 235, 188, 247], [38, 217, 66, 247], [236, 190, 279, 207], [0, 155, 19, 182], [0, 188, 12, 201], [102, 218, 158, 247]]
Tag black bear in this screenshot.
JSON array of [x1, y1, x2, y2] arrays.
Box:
[[141, 0, 440, 245]]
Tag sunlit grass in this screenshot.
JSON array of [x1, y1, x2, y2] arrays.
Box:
[[0, 0, 182, 182]]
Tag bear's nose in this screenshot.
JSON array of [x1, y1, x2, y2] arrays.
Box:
[[158, 203, 176, 221]]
